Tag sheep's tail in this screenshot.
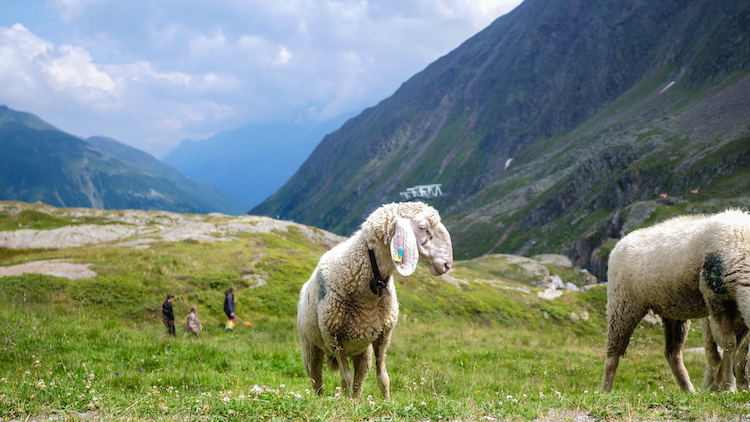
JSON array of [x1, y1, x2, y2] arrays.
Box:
[[326, 355, 339, 372]]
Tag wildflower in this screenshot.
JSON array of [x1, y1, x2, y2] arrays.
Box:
[[506, 395, 513, 400], [36, 380, 46, 390], [405, 406, 411, 411], [0, 378, 6, 384], [539, 392, 544, 398], [583, 390, 588, 394], [140, 368, 144, 371], [294, 393, 302, 399], [89, 373, 95, 380], [421, 401, 427, 406], [658, 386, 664, 391], [34, 360, 41, 368], [115, 372, 120, 376], [223, 397, 230, 403]]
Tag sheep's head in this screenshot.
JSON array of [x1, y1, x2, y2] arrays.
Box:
[[390, 212, 453, 277]]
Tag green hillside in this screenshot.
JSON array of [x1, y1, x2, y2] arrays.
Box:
[[252, 0, 750, 269], [0, 106, 248, 215], [1, 203, 747, 420]]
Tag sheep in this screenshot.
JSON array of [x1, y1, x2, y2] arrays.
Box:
[[702, 316, 749, 392], [602, 209, 750, 392], [297, 202, 453, 399]]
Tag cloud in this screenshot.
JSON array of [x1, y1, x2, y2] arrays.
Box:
[[0, 0, 523, 157]]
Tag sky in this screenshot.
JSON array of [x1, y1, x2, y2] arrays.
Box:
[[0, 0, 523, 158]]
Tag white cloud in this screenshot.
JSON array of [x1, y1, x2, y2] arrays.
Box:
[[3, 23, 52, 59], [0, 0, 524, 157], [45, 44, 115, 92]]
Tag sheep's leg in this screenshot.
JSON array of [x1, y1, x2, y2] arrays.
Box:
[[334, 339, 353, 397], [702, 318, 723, 391], [373, 331, 392, 399], [663, 318, 695, 392], [717, 347, 736, 392], [351, 346, 373, 400], [300, 331, 325, 396], [602, 304, 646, 392]]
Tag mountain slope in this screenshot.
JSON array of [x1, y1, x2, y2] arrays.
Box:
[[252, 0, 750, 261], [162, 112, 355, 209], [0, 106, 248, 215], [86, 136, 248, 215]]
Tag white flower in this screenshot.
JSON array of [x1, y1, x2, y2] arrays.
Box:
[[223, 397, 230, 402], [405, 406, 411, 411]]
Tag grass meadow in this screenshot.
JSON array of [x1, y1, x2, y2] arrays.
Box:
[[0, 218, 749, 420]]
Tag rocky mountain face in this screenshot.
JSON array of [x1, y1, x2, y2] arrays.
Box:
[[0, 106, 248, 215], [252, 0, 750, 269]]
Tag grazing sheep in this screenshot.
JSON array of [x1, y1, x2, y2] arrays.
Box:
[[602, 209, 750, 392], [702, 316, 749, 392], [297, 202, 453, 399]]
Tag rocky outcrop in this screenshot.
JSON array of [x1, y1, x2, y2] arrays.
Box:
[[0, 202, 344, 250]]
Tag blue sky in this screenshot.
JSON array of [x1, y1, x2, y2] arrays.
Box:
[[0, 0, 522, 158]]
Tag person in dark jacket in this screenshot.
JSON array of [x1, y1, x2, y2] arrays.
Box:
[[162, 293, 176, 336], [224, 286, 236, 329]]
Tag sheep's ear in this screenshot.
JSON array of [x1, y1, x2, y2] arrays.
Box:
[[391, 218, 418, 276]]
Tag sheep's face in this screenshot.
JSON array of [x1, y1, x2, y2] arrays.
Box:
[[412, 214, 453, 276]]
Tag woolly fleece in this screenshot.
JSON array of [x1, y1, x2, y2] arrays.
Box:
[[297, 202, 453, 399]]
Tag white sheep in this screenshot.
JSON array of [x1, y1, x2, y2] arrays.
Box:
[[702, 316, 749, 392], [602, 209, 750, 392], [297, 202, 453, 399]]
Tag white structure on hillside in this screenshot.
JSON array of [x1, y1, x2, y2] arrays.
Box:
[[399, 184, 444, 200]]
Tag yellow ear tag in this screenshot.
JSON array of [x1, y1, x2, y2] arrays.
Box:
[[393, 247, 403, 262]]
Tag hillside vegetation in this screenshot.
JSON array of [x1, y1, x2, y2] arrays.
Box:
[[1, 202, 748, 421]]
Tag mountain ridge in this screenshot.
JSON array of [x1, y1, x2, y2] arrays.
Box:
[[0, 106, 248, 215], [162, 111, 357, 209], [252, 0, 750, 265]]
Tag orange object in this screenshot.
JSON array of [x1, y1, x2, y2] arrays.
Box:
[[236, 315, 253, 326]]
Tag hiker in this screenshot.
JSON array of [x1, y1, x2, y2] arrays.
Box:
[[224, 286, 236, 329], [162, 293, 176, 337], [185, 305, 201, 337]]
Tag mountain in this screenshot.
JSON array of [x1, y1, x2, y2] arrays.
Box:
[[162, 112, 356, 209], [252, 0, 750, 266], [0, 106, 248, 215]]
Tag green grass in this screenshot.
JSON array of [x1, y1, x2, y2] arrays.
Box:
[[1, 207, 750, 420], [1, 294, 747, 421]]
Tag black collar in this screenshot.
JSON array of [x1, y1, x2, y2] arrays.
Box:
[[368, 249, 390, 297]]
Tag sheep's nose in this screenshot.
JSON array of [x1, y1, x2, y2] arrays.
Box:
[[443, 262, 452, 272]]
